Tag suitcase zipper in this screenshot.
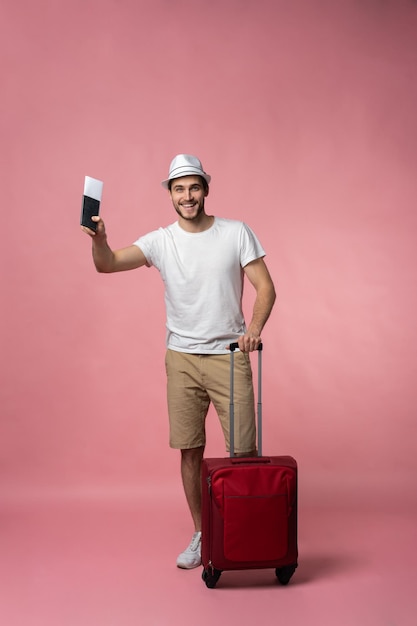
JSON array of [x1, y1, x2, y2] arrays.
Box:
[[206, 475, 213, 569]]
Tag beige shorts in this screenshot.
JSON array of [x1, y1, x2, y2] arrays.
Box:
[[165, 349, 256, 454]]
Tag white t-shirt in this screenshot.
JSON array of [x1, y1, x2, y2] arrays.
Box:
[[133, 217, 266, 353]]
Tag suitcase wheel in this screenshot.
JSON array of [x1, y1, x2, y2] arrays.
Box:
[[275, 564, 298, 585], [202, 567, 222, 588]]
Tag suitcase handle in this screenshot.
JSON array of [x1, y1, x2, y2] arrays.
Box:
[[229, 342, 263, 457], [229, 342, 263, 352], [231, 457, 271, 465]]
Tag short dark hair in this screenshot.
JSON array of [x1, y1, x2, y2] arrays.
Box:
[[168, 176, 209, 193]]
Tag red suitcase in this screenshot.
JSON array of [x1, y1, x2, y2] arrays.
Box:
[[201, 344, 298, 588]]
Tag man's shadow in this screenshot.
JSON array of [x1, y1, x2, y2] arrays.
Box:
[[293, 552, 362, 584]]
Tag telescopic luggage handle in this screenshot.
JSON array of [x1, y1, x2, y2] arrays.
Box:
[[229, 343, 263, 457], [229, 343, 263, 352]]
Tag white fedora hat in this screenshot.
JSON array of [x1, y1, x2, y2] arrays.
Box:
[[161, 154, 211, 189]]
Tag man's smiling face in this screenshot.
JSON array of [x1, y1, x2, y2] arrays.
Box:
[[169, 175, 208, 222]]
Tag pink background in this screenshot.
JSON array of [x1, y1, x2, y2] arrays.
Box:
[[1, 1, 417, 624]]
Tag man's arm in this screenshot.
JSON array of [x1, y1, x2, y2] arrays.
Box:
[[81, 216, 148, 273], [240, 257, 276, 352]]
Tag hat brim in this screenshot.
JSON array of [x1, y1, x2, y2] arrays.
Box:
[[161, 169, 211, 189]]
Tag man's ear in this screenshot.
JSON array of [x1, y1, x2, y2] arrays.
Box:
[[205, 186, 209, 198]]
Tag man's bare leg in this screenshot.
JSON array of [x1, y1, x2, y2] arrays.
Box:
[[180, 446, 205, 531], [176, 446, 205, 569]]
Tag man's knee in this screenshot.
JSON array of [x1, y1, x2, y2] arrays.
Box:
[[234, 449, 258, 458], [181, 446, 204, 464]]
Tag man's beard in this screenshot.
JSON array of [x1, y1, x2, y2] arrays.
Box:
[[174, 198, 205, 221]]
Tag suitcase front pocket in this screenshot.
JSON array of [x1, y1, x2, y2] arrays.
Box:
[[223, 494, 289, 562]]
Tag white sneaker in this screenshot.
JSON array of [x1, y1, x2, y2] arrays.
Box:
[[176, 531, 202, 569]]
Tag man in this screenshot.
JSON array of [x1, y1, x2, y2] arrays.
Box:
[[81, 154, 276, 569]]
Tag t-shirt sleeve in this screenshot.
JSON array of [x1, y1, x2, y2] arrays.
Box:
[[132, 230, 159, 268], [240, 223, 266, 267]]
